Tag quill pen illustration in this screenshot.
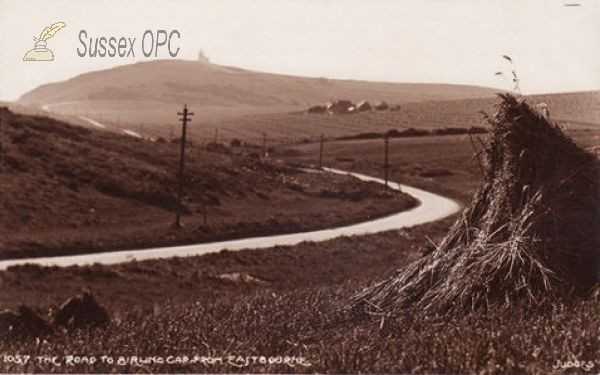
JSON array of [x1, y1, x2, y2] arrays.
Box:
[[38, 22, 66, 41], [24, 22, 66, 61]]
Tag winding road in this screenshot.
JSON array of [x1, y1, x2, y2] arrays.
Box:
[[0, 169, 460, 270], [42, 102, 142, 137]]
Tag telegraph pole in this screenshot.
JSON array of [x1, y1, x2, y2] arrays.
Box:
[[175, 104, 194, 227], [319, 133, 324, 169], [384, 134, 389, 187], [262, 133, 267, 157]]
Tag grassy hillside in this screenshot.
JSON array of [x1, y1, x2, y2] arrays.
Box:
[[16, 60, 499, 127], [0, 107, 416, 260], [19, 60, 499, 107]]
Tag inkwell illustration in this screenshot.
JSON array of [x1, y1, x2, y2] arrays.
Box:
[[23, 22, 66, 61]]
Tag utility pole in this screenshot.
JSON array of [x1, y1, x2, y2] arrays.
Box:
[[214, 129, 218, 144], [175, 104, 194, 227], [262, 133, 267, 157], [319, 133, 324, 169], [384, 134, 389, 187]]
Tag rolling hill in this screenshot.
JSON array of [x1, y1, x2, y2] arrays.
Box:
[[17, 59, 499, 125], [19, 60, 500, 106], [17, 60, 597, 144]]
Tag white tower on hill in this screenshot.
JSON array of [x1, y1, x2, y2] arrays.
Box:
[[198, 49, 210, 64]]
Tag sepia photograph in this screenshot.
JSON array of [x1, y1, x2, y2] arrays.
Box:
[[0, 0, 599, 373]]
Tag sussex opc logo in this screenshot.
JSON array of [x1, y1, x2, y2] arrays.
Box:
[[23, 22, 66, 61]]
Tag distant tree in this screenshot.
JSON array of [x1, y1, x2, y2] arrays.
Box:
[[307, 105, 327, 114]]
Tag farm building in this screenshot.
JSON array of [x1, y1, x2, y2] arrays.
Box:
[[327, 100, 355, 114], [374, 101, 389, 110], [356, 101, 372, 112]]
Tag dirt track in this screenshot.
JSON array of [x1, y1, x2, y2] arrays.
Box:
[[0, 169, 460, 270]]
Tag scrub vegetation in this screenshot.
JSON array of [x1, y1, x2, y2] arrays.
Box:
[[0, 107, 416, 260]]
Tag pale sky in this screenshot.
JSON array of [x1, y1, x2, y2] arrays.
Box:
[[1, 0, 599, 101]]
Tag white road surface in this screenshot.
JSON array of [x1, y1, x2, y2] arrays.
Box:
[[122, 129, 142, 138], [42, 102, 142, 137], [79, 116, 106, 128], [0, 169, 460, 270]]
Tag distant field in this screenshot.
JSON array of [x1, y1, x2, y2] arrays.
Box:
[[276, 135, 484, 203], [10, 91, 598, 146], [274, 119, 599, 204], [80, 91, 600, 144], [215, 91, 600, 143]]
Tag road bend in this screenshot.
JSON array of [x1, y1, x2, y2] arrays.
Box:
[[0, 167, 460, 270]]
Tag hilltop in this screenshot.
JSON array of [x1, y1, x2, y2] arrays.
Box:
[[16, 60, 499, 126], [18, 60, 499, 106]]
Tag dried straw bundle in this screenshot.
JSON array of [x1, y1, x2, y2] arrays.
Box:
[[354, 94, 600, 315]]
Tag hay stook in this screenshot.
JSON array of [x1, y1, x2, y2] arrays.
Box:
[[354, 94, 600, 316]]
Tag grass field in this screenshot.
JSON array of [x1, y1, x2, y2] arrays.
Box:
[[276, 135, 490, 202], [1, 216, 598, 373], [178, 91, 600, 143], [273, 115, 599, 203]]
